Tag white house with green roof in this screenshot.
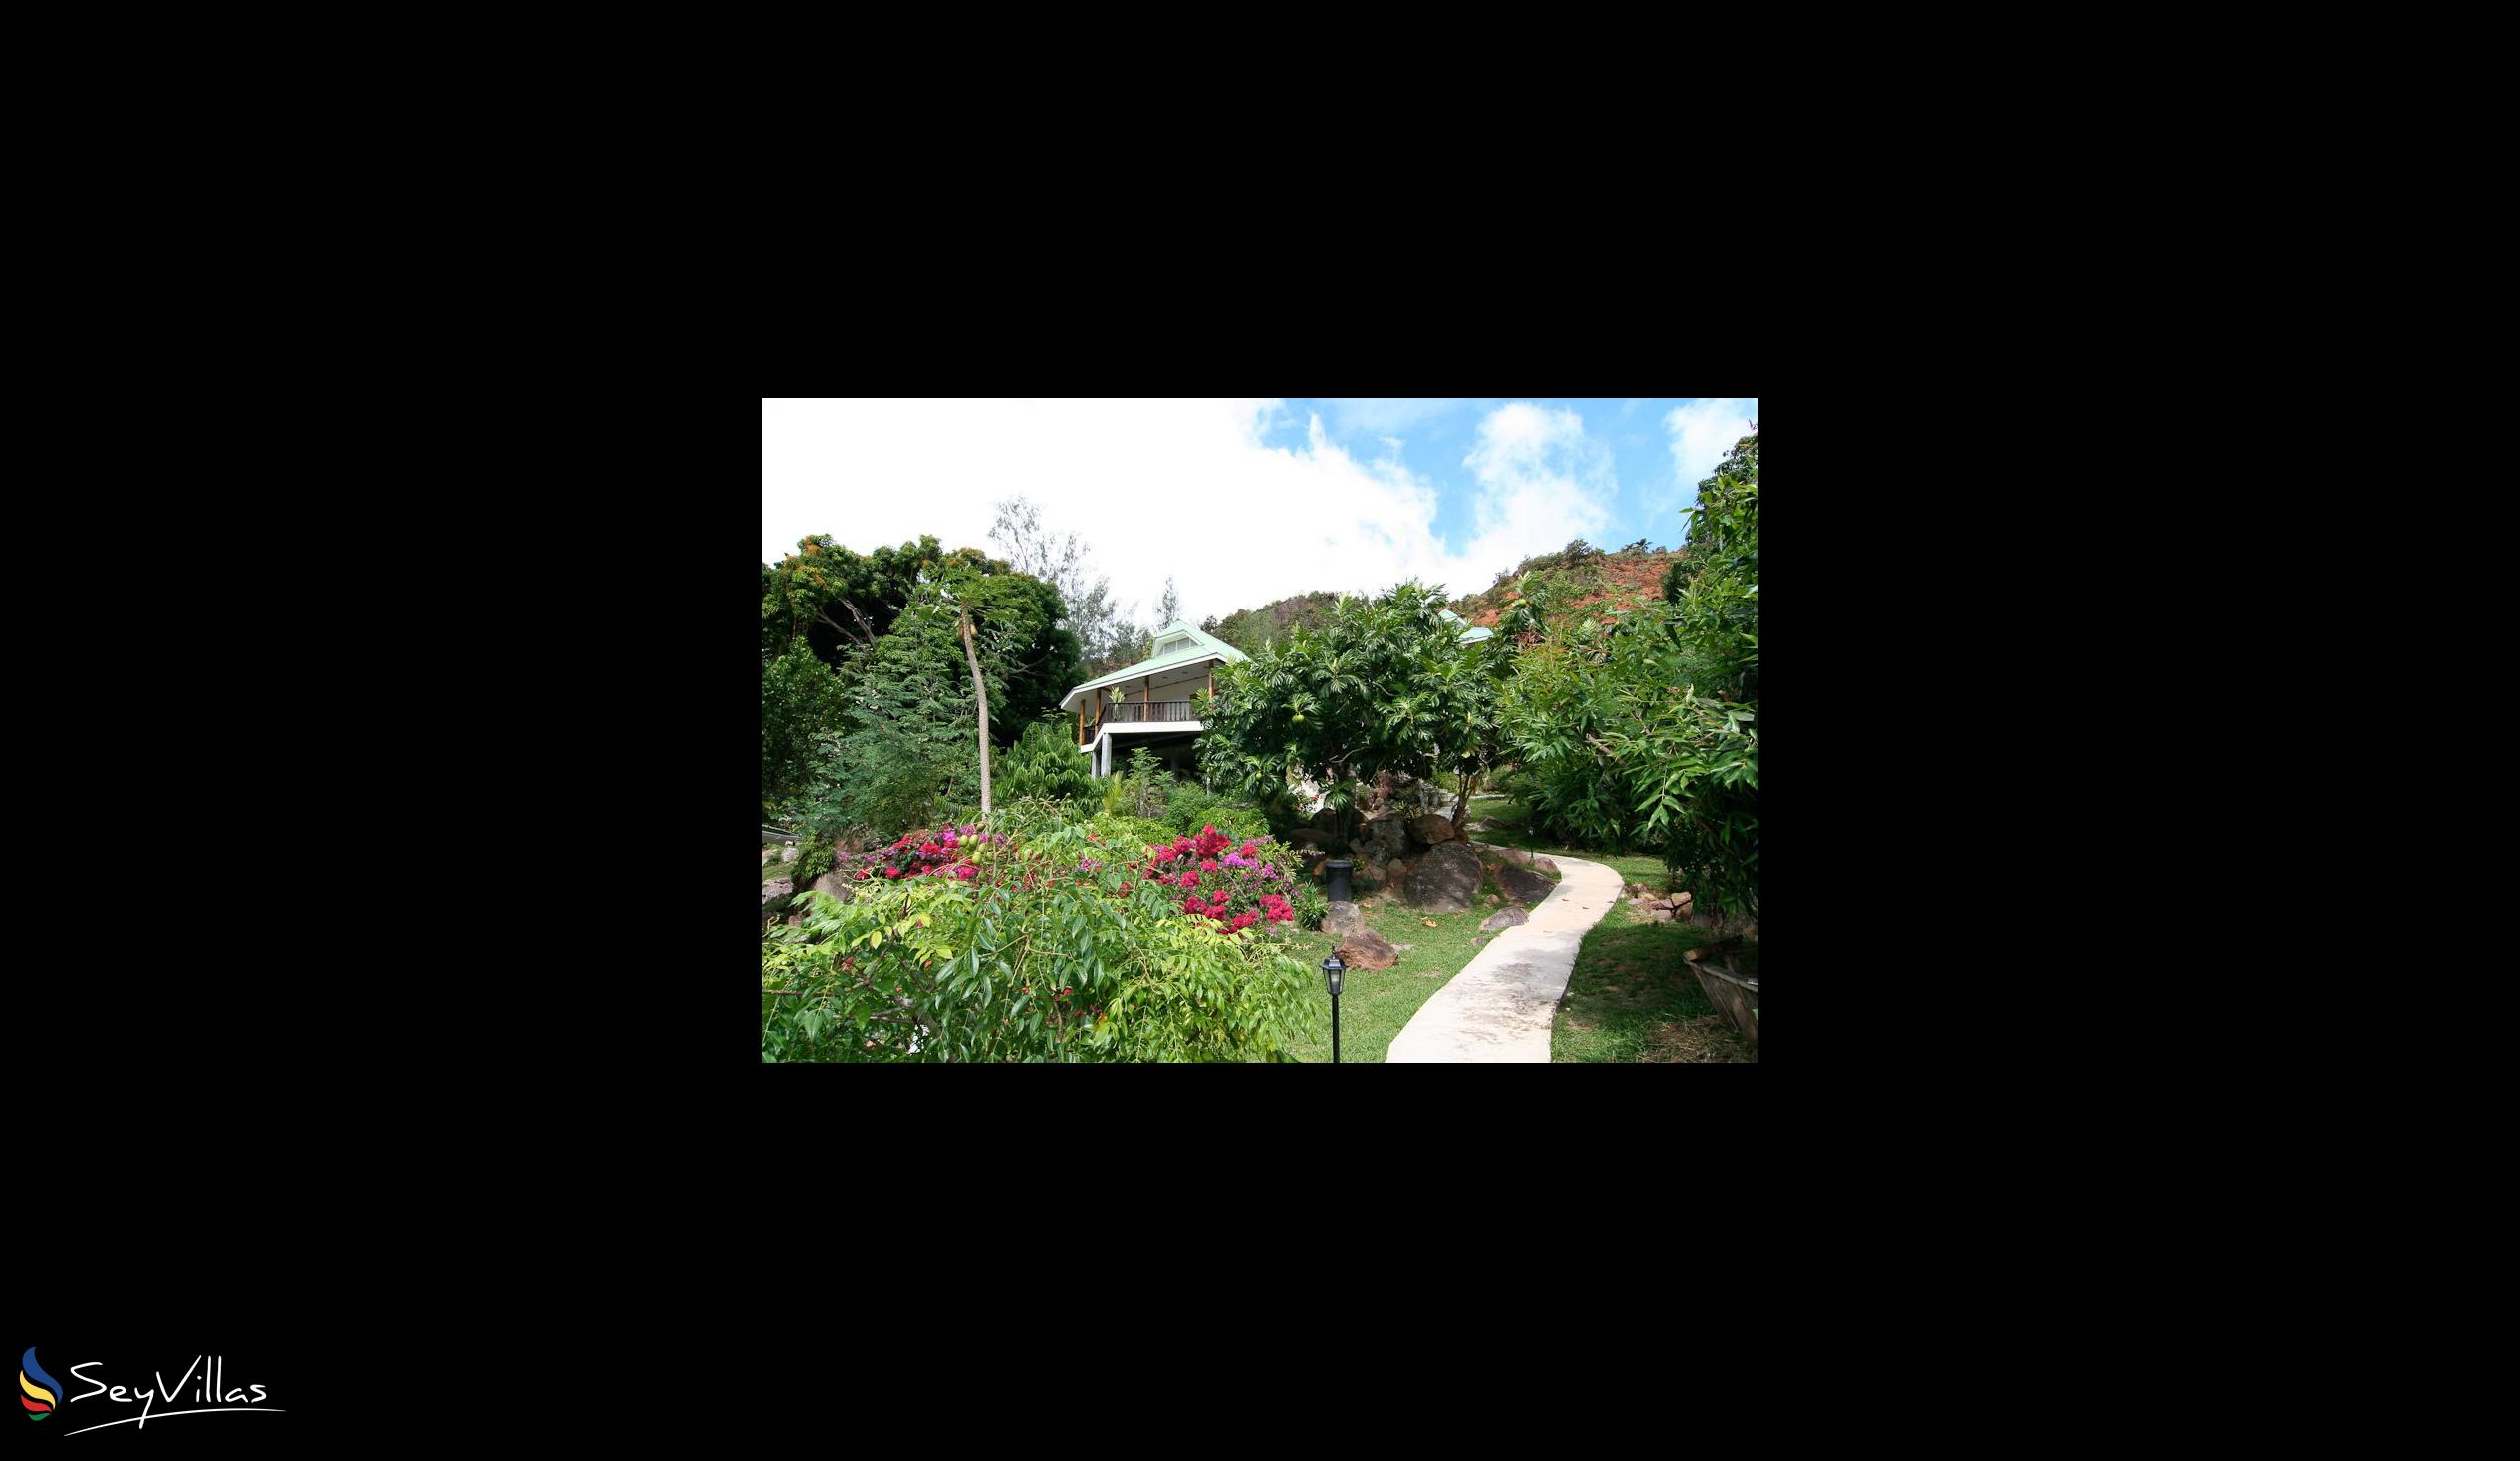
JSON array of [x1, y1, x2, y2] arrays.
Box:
[[1060, 612, 1494, 778], [1062, 620, 1245, 777]]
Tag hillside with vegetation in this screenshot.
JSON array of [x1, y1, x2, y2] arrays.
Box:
[[1199, 591, 1344, 656], [1445, 538, 1684, 640], [1199, 540, 1683, 659]]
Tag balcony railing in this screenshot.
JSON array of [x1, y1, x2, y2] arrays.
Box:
[[1105, 702, 1199, 724], [1080, 700, 1205, 744]]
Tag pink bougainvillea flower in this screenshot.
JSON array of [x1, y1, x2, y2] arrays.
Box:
[[954, 864, 976, 881], [884, 867, 901, 879]]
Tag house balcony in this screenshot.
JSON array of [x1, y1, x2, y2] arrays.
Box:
[[1078, 703, 1207, 776], [1105, 701, 1200, 725], [1079, 700, 1204, 744]]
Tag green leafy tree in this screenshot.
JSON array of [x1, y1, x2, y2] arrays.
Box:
[[762, 531, 1081, 735], [798, 596, 981, 839], [1501, 609, 1755, 912], [1511, 425, 1755, 915], [995, 714, 1096, 808], [762, 646, 854, 816], [1197, 582, 1499, 849], [763, 534, 938, 669], [1661, 427, 1759, 681]]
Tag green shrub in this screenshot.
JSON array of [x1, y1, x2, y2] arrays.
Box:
[[1089, 812, 1179, 853], [997, 716, 1095, 808], [803, 714, 979, 847], [1289, 881, 1330, 931], [1163, 780, 1221, 832], [792, 831, 836, 888], [1159, 786, 1256, 837], [1100, 747, 1173, 820], [1195, 802, 1272, 840]]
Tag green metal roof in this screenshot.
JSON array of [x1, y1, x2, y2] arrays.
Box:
[[1059, 620, 1247, 710]]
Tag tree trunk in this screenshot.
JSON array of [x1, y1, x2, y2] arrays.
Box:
[[1449, 770, 1472, 831], [961, 608, 991, 821]]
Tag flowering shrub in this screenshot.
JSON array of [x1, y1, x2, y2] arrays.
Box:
[[1142, 825, 1298, 932], [764, 815, 1312, 1062], [847, 823, 1008, 882]]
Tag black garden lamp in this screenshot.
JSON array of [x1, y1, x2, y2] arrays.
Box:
[[1322, 953, 1346, 1064]]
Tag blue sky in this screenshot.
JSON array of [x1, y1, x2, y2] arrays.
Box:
[[1265, 399, 1756, 560], [761, 398, 1758, 627]]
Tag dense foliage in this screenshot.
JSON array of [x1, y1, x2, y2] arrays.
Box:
[[762, 646, 853, 812], [995, 715, 1096, 806], [1662, 430, 1759, 704], [797, 609, 986, 839], [767, 536, 1084, 838], [763, 534, 942, 669], [1197, 582, 1502, 848], [792, 828, 838, 888], [1084, 747, 1272, 839], [762, 816, 1314, 1062], [1503, 428, 1757, 917]]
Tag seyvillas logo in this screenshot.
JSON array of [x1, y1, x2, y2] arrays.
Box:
[[21, 1347, 61, 1420], [17, 1349, 283, 1435]]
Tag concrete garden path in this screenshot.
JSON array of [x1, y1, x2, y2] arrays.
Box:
[[1385, 854, 1624, 1062]]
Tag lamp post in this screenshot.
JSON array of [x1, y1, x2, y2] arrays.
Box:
[[1322, 953, 1346, 1064]]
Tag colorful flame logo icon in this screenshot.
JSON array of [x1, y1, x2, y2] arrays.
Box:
[[21, 1347, 61, 1421]]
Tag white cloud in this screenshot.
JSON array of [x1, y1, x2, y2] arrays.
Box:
[[759, 398, 1624, 634], [1458, 403, 1615, 559], [1663, 398, 1759, 510]]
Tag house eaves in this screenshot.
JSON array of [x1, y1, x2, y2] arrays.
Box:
[[1057, 619, 1248, 711]]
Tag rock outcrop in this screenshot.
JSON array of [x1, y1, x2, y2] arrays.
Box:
[[1407, 841, 1482, 913], [1335, 926, 1398, 969], [1480, 907, 1529, 932], [1497, 863, 1554, 904]]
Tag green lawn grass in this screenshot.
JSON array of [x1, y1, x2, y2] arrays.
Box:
[[1551, 899, 1753, 1062], [1469, 797, 1674, 887], [1266, 880, 1531, 1063]]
